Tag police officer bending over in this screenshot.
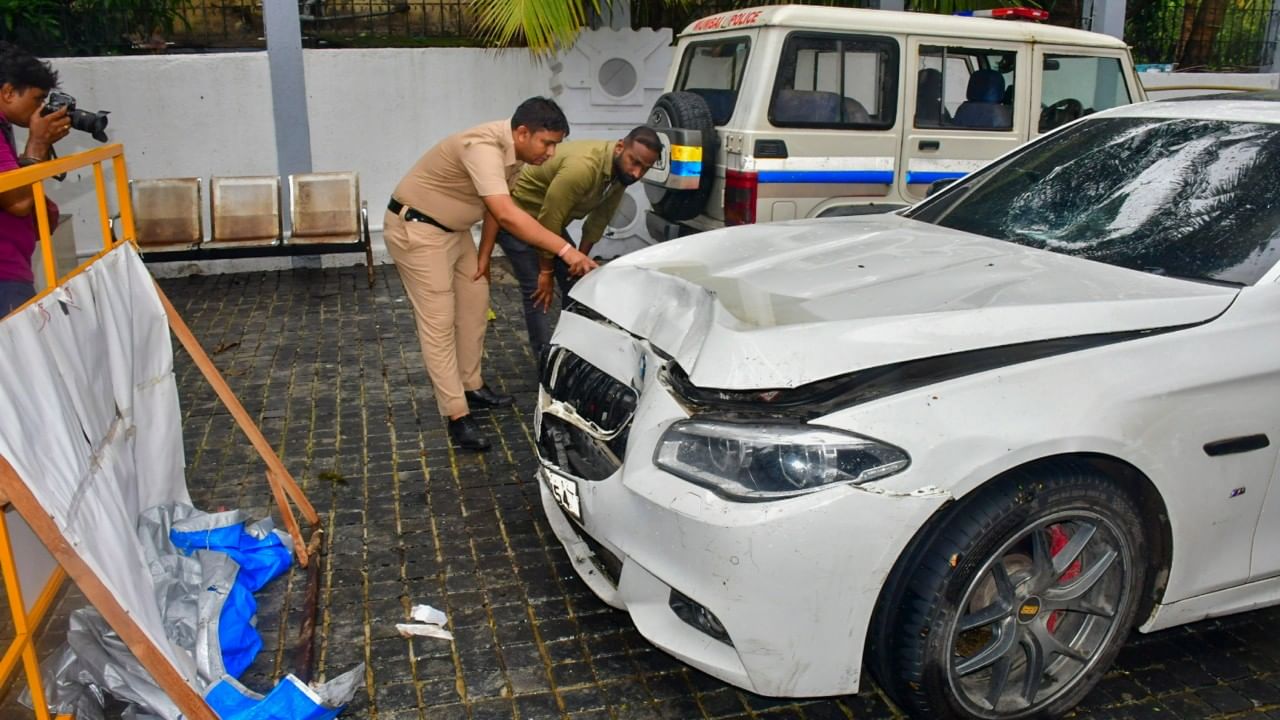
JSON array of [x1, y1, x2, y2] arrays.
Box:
[[385, 97, 596, 452]]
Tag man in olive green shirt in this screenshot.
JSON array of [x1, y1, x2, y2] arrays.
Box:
[[476, 126, 661, 356]]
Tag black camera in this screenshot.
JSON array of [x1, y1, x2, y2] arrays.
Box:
[[41, 91, 110, 143]]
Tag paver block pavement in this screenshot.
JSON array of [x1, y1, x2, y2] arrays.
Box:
[[4, 261, 1280, 720]]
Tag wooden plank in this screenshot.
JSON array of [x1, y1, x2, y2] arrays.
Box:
[[153, 281, 321, 566], [0, 455, 218, 720], [266, 469, 309, 567]]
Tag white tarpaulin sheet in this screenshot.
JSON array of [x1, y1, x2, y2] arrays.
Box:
[[0, 242, 194, 686]]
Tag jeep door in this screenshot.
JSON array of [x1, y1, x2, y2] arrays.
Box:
[[755, 29, 904, 221], [897, 37, 1030, 205]]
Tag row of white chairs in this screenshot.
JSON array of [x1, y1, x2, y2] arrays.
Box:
[[126, 171, 373, 286]]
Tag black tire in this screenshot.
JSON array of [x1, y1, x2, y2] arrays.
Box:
[[870, 464, 1148, 720], [645, 91, 717, 222]]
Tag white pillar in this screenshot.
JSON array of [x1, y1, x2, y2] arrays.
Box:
[[263, 0, 312, 202], [1087, 0, 1127, 40]]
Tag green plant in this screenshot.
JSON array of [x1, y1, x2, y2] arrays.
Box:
[[0, 0, 63, 44], [469, 0, 603, 56], [1, 0, 190, 57]]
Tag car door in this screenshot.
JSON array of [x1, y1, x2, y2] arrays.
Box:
[[1245, 281, 1280, 581], [1030, 45, 1142, 137], [897, 36, 1029, 204]]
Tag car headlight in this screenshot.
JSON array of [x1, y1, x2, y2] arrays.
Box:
[[653, 419, 910, 500]]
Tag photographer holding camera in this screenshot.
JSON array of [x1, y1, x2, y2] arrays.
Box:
[[0, 42, 70, 316]]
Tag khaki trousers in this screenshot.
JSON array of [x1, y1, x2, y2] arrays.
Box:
[[383, 211, 489, 417]]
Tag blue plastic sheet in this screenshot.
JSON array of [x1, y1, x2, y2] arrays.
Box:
[[170, 523, 292, 592], [206, 676, 345, 720], [217, 581, 262, 678], [169, 521, 291, 679]]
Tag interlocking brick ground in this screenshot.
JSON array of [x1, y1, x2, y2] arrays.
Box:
[[4, 260, 1280, 719]]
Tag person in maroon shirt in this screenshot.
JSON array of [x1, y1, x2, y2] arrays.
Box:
[[0, 42, 70, 316]]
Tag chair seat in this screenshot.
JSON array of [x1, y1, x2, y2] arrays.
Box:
[[287, 172, 360, 245], [200, 238, 282, 249], [209, 176, 282, 247], [287, 233, 362, 245], [131, 178, 203, 252]]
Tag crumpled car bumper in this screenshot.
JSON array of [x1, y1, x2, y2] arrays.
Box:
[[535, 343, 948, 697]]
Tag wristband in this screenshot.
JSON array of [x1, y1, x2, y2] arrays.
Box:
[[557, 243, 573, 258], [539, 269, 554, 276], [17, 155, 41, 168]]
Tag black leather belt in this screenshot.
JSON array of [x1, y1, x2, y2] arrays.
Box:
[[388, 198, 457, 233]]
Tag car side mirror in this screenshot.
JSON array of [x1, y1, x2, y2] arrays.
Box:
[[926, 178, 959, 197]]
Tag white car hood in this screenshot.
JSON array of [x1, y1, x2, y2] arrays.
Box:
[[569, 215, 1237, 389]]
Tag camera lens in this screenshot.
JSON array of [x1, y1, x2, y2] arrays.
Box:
[[70, 109, 110, 143]]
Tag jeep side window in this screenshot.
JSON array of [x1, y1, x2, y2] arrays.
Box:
[[1038, 55, 1131, 133], [675, 38, 751, 126], [768, 32, 899, 129], [917, 46, 1017, 131]]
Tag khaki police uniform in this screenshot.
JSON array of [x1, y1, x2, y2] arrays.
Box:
[[385, 119, 522, 418]]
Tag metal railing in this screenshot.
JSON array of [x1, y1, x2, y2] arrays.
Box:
[[0, 145, 135, 295], [172, 0, 479, 49], [0, 144, 136, 720]]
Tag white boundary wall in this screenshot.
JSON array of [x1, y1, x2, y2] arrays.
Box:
[[38, 49, 551, 264]]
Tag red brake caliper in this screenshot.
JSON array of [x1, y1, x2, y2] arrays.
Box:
[[1046, 524, 1082, 633]]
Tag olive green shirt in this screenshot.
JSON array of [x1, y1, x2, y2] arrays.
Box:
[[511, 140, 624, 257]]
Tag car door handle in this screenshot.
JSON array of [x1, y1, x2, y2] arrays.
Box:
[[918, 140, 941, 151], [1204, 434, 1270, 456]]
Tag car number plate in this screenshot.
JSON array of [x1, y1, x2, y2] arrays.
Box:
[[546, 471, 581, 522]]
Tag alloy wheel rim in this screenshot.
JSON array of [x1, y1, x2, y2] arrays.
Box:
[[945, 510, 1133, 718]]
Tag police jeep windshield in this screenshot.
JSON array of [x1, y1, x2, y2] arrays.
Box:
[[905, 116, 1280, 286]]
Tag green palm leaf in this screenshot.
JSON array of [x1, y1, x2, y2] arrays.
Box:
[[470, 0, 602, 56]]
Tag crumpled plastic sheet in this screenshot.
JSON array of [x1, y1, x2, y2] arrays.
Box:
[[205, 664, 366, 720], [21, 502, 360, 720]]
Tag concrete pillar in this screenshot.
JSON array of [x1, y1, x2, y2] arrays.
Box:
[[263, 0, 312, 234], [1087, 0, 1126, 40], [1268, 0, 1280, 71], [879, 0, 906, 12]]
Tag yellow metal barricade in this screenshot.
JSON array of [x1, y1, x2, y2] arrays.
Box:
[[0, 144, 136, 719], [1, 144, 317, 720]]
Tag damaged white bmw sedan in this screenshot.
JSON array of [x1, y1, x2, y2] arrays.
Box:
[[534, 94, 1280, 719]]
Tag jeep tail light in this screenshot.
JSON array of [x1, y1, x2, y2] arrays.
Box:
[[724, 169, 758, 226]]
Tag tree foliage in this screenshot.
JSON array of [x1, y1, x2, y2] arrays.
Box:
[[0, 0, 189, 56]]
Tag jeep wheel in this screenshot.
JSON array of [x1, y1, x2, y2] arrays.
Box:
[[646, 91, 717, 222], [872, 465, 1147, 719]]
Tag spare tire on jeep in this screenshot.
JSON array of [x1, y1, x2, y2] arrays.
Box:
[[645, 91, 718, 222]]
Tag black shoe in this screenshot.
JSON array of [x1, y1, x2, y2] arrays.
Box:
[[465, 384, 514, 409], [448, 415, 491, 452]]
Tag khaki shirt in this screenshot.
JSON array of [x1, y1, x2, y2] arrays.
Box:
[[512, 140, 624, 252], [392, 119, 522, 231]]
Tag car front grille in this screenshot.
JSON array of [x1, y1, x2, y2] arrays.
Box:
[[538, 347, 638, 480]]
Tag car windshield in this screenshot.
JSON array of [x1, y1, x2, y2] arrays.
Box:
[[905, 116, 1280, 286]]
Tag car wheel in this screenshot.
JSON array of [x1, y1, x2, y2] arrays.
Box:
[[645, 91, 717, 222], [872, 465, 1148, 719]]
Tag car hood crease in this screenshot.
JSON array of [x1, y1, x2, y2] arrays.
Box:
[[568, 216, 1237, 390]]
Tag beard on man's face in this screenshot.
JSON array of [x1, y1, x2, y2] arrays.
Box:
[[613, 155, 640, 186]]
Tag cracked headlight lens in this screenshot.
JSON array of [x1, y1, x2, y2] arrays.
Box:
[[653, 419, 910, 500]]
